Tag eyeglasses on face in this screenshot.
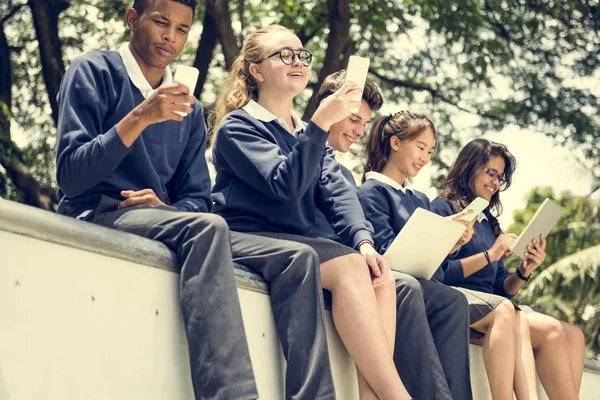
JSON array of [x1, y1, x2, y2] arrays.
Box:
[[483, 167, 507, 185], [262, 47, 313, 67]]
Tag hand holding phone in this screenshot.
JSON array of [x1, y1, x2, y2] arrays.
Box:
[[459, 197, 489, 223], [173, 65, 199, 117], [344, 56, 370, 113]]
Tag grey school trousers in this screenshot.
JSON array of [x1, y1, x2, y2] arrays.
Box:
[[92, 199, 335, 400], [394, 274, 473, 400]]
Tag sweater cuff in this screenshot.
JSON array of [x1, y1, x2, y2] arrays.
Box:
[[352, 229, 374, 250], [445, 261, 465, 284], [99, 126, 131, 164], [303, 121, 329, 147]]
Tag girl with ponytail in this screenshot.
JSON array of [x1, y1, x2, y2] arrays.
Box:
[[358, 111, 476, 400], [212, 25, 412, 399], [432, 139, 585, 399]]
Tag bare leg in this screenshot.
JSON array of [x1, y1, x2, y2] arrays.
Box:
[[470, 300, 516, 400], [562, 321, 585, 393], [356, 274, 399, 399], [513, 311, 538, 400], [321, 254, 411, 399], [528, 312, 579, 400]]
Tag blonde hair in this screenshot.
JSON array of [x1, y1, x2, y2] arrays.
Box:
[[214, 24, 295, 128]]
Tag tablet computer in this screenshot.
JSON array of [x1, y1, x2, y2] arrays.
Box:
[[511, 198, 563, 260], [383, 207, 466, 279]]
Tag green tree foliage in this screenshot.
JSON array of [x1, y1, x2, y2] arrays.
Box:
[[506, 187, 600, 358], [1, 0, 598, 205]]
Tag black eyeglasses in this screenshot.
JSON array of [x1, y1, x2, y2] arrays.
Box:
[[483, 167, 507, 186], [262, 47, 313, 67]]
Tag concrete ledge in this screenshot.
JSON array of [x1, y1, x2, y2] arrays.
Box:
[[0, 198, 268, 294], [1, 198, 599, 374]]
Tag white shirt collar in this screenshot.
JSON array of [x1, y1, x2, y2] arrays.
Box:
[[242, 99, 305, 136], [478, 212, 488, 222], [118, 42, 172, 99], [364, 171, 414, 193]]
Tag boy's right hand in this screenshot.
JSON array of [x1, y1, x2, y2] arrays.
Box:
[[311, 82, 361, 132], [136, 83, 195, 126]]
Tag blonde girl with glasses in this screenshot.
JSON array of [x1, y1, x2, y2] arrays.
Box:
[[212, 25, 412, 400]]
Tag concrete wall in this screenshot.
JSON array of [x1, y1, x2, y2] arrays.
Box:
[[1, 199, 599, 399]]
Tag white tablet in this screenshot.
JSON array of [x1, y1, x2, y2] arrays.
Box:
[[511, 198, 563, 260], [344, 55, 370, 113], [383, 207, 466, 279]]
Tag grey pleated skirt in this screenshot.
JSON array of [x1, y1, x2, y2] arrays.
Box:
[[252, 232, 359, 263]]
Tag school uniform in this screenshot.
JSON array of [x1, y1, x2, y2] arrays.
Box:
[[431, 197, 517, 342], [357, 172, 473, 400], [212, 100, 374, 260], [56, 45, 334, 400]]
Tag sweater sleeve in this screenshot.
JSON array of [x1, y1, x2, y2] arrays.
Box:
[[214, 116, 329, 202], [56, 57, 131, 197], [316, 153, 373, 249], [431, 198, 466, 284], [168, 104, 212, 213], [357, 186, 397, 254]]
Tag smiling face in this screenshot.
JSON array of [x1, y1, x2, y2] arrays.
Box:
[[250, 30, 310, 97], [388, 128, 436, 179], [473, 155, 505, 201], [126, 0, 192, 84], [328, 100, 373, 153]]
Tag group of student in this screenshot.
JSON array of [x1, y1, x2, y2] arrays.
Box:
[[53, 0, 586, 399]]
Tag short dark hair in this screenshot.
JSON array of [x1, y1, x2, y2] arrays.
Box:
[[132, 0, 198, 18], [316, 69, 384, 111]]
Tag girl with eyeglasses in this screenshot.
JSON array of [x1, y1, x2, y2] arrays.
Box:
[[212, 25, 412, 399], [431, 138, 585, 400]]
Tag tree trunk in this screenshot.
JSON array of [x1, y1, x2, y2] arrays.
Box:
[[302, 0, 353, 121], [29, 0, 68, 126], [193, 8, 219, 99], [205, 0, 239, 70], [0, 22, 11, 139]]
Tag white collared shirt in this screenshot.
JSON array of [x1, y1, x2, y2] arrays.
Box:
[[364, 171, 414, 194], [118, 43, 173, 98], [478, 212, 488, 222], [242, 99, 305, 136]]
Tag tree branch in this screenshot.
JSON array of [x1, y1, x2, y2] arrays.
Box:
[[0, 2, 27, 25], [369, 68, 504, 122]]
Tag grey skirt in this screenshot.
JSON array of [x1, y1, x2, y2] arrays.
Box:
[[252, 232, 359, 264], [452, 287, 520, 344]]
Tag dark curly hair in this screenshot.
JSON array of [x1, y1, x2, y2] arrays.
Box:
[[133, 0, 197, 18], [438, 138, 517, 236]]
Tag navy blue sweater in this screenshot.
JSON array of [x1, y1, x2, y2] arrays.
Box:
[[211, 109, 373, 249], [55, 50, 211, 218], [307, 147, 359, 242], [431, 197, 512, 298], [357, 177, 444, 281]]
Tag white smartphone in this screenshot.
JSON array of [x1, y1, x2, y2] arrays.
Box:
[[459, 197, 489, 222], [344, 55, 370, 113], [173, 65, 199, 117]]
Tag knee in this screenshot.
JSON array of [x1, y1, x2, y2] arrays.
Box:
[[191, 213, 229, 236], [330, 254, 371, 291], [492, 300, 516, 326]]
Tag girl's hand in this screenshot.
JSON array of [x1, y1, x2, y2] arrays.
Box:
[[359, 242, 391, 288], [311, 82, 361, 132], [489, 233, 518, 262], [520, 234, 547, 275]]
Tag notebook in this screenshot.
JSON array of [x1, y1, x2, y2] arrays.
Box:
[[383, 207, 466, 279], [511, 198, 563, 260]]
